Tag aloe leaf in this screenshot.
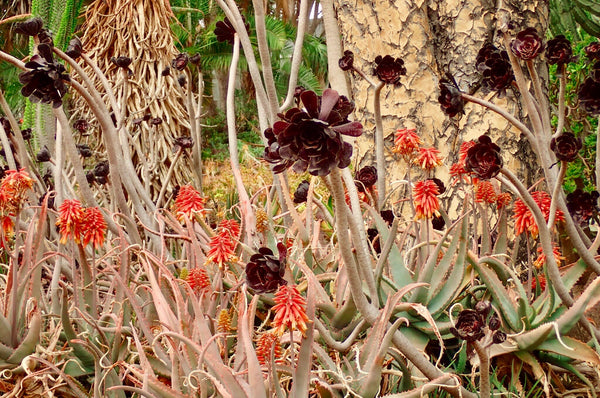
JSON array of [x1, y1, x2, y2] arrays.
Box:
[[427, 217, 469, 315], [291, 280, 316, 398], [367, 207, 412, 286], [493, 206, 508, 255], [469, 256, 520, 330], [6, 311, 40, 364], [537, 336, 600, 365], [0, 314, 11, 347], [532, 259, 587, 325], [360, 318, 405, 398], [238, 293, 266, 398], [61, 288, 95, 369], [514, 323, 554, 351], [556, 275, 600, 334], [412, 214, 462, 304]]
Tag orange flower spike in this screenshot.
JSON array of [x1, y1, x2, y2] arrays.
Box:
[[413, 180, 440, 219], [81, 207, 107, 249], [513, 191, 564, 238], [392, 128, 421, 157], [533, 244, 564, 269], [218, 219, 241, 240], [187, 268, 211, 292], [0, 168, 33, 200], [172, 185, 206, 222], [256, 332, 283, 366], [207, 232, 236, 267], [449, 162, 470, 185], [496, 192, 512, 208], [271, 285, 309, 336], [57, 199, 85, 244], [415, 147, 443, 170], [475, 180, 497, 204]]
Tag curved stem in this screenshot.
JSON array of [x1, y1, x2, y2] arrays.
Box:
[[156, 148, 183, 208], [216, 0, 273, 125], [320, 0, 350, 97], [547, 161, 567, 228], [526, 59, 551, 137], [227, 35, 256, 247], [0, 122, 16, 170], [553, 66, 567, 138], [501, 33, 544, 137], [472, 341, 490, 398], [341, 168, 378, 300], [460, 93, 534, 142], [373, 83, 385, 209], [278, 0, 309, 111]]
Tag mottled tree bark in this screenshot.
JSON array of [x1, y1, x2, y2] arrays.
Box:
[[334, 0, 548, 206]]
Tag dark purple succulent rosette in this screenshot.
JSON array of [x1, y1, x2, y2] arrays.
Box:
[[65, 37, 83, 60], [339, 50, 354, 71], [450, 309, 486, 342], [245, 247, 287, 294], [550, 132, 582, 162], [511, 27, 544, 60], [465, 135, 503, 180], [14, 17, 44, 36], [431, 214, 445, 230], [427, 177, 446, 194], [476, 43, 500, 69], [18, 43, 70, 108], [214, 17, 249, 45], [585, 42, 600, 60], [476, 44, 514, 92], [566, 189, 599, 225], [172, 53, 189, 71], [73, 119, 89, 134], [545, 35, 572, 65], [373, 55, 406, 85], [293, 180, 310, 203], [264, 89, 363, 176], [578, 78, 600, 115], [355, 165, 377, 192], [174, 136, 194, 149], [438, 80, 464, 117]]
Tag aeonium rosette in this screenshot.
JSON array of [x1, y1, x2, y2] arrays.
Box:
[[264, 89, 363, 176]]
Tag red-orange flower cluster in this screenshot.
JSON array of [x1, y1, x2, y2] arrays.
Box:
[[187, 267, 211, 292], [256, 331, 283, 366], [415, 147, 443, 170], [475, 180, 497, 204], [533, 244, 564, 269], [513, 191, 565, 238], [207, 219, 240, 267], [0, 169, 34, 237], [413, 180, 440, 219], [450, 141, 477, 185], [496, 192, 512, 208], [271, 285, 309, 336], [172, 185, 206, 222], [56, 199, 107, 248], [392, 128, 421, 157]]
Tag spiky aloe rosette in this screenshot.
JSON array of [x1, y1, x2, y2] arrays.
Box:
[[264, 89, 363, 176], [70, 0, 193, 200]]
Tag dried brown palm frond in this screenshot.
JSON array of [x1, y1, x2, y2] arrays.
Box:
[[71, 0, 196, 201]]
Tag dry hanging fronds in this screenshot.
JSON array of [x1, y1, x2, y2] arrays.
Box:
[[71, 0, 195, 200]]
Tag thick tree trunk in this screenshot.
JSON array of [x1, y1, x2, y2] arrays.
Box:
[[334, 0, 548, 206]]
